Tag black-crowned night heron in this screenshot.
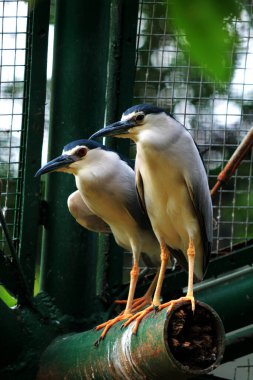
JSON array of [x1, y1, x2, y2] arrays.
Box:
[[35, 139, 161, 339], [90, 104, 213, 331]]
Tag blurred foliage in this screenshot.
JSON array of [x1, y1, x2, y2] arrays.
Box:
[[167, 0, 244, 82], [0, 285, 16, 307], [0, 266, 40, 307]]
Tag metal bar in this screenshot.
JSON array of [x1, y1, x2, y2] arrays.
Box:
[[194, 266, 253, 333], [41, 0, 111, 318], [0, 205, 31, 303], [106, 0, 139, 123], [37, 301, 225, 380], [223, 324, 253, 363], [0, 172, 31, 304], [211, 127, 253, 197], [104, 0, 139, 303], [18, 0, 51, 296]]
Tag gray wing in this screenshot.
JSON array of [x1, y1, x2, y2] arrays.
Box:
[[132, 162, 153, 231], [176, 123, 213, 276], [185, 172, 213, 276], [135, 161, 148, 216], [124, 179, 152, 231], [68, 191, 111, 233]]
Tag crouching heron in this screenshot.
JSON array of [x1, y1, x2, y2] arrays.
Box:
[[36, 139, 163, 340]]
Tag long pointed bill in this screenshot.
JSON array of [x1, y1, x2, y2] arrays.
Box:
[[35, 154, 76, 177], [89, 120, 135, 140]]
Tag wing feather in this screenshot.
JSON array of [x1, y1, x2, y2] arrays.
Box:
[[135, 161, 148, 216], [184, 174, 213, 276]]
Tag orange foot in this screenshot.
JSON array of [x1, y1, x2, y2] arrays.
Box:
[[95, 313, 133, 346], [122, 296, 195, 335], [159, 295, 195, 314], [122, 305, 155, 335], [115, 294, 152, 314]]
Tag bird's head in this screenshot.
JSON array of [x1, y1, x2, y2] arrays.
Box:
[[89, 104, 171, 142], [35, 139, 105, 177]]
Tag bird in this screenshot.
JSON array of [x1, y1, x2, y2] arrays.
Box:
[[67, 189, 111, 233], [90, 104, 213, 331], [35, 138, 162, 340]]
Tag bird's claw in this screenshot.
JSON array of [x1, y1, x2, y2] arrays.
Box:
[[94, 312, 133, 341], [94, 337, 103, 347], [152, 304, 160, 313]]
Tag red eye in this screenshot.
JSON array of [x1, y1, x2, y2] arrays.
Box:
[[135, 113, 144, 122], [77, 147, 87, 157]]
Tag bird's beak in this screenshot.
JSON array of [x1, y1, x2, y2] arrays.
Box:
[[35, 154, 77, 177], [89, 120, 135, 140]]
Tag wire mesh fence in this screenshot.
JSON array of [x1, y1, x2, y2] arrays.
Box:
[[133, 0, 253, 255], [0, 1, 252, 262], [0, 0, 28, 254]]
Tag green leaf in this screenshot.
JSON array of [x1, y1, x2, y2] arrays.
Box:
[[167, 0, 243, 82]]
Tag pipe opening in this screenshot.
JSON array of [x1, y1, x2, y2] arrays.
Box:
[[166, 302, 223, 372]]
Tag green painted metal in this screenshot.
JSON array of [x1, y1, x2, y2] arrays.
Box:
[[102, 0, 140, 302], [0, 264, 252, 378], [195, 266, 253, 333], [0, 299, 24, 368], [106, 0, 139, 124], [41, 0, 111, 318], [224, 324, 253, 363], [37, 301, 225, 380], [18, 0, 51, 297], [0, 293, 63, 380]]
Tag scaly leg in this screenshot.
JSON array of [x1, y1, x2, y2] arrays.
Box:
[[157, 238, 196, 313], [95, 261, 139, 341], [123, 239, 196, 335], [152, 240, 169, 307], [115, 272, 159, 313], [123, 240, 169, 334]]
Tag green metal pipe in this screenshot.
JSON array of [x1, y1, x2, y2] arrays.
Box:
[[194, 266, 253, 333], [37, 301, 225, 380], [224, 324, 253, 363], [41, 0, 111, 318]]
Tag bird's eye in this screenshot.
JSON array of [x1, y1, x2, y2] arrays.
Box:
[[76, 147, 87, 157], [135, 113, 145, 123]]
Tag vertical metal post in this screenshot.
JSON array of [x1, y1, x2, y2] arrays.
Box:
[[41, 0, 111, 318], [104, 0, 139, 300], [106, 0, 139, 125], [19, 0, 51, 296]]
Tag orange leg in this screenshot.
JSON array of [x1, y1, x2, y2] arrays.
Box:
[[152, 240, 170, 307], [156, 238, 196, 313], [123, 239, 196, 335], [115, 272, 158, 313], [95, 261, 139, 341], [123, 240, 169, 334]]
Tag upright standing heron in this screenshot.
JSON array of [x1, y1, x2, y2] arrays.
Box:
[[90, 104, 213, 331], [35, 139, 161, 339]]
